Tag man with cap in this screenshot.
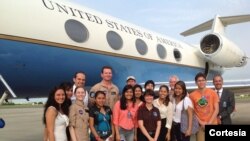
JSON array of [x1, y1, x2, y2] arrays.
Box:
[[126, 76, 136, 87]]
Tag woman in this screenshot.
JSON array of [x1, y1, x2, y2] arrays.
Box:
[[60, 81, 73, 141], [69, 86, 89, 141], [89, 91, 114, 141], [133, 84, 144, 141], [60, 81, 73, 101], [137, 89, 161, 141], [133, 84, 144, 107], [113, 85, 137, 141], [171, 81, 193, 141], [43, 86, 70, 141], [153, 85, 173, 141]]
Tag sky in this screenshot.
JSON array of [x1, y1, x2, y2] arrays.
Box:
[[71, 0, 250, 80]]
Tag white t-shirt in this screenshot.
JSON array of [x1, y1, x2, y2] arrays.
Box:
[[153, 98, 173, 129], [172, 96, 193, 123]]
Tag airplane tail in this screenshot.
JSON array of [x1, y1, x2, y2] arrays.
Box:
[[181, 14, 250, 36], [180, 14, 250, 68]]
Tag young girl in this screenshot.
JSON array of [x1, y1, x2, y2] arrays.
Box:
[[89, 91, 114, 141], [171, 81, 193, 141], [69, 86, 89, 141], [60, 81, 73, 101], [133, 84, 144, 141], [60, 81, 73, 141], [133, 84, 144, 107], [113, 85, 137, 141], [137, 89, 161, 141], [43, 86, 69, 141], [153, 85, 173, 141]]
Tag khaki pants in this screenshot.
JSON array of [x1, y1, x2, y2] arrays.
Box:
[[196, 126, 205, 141]]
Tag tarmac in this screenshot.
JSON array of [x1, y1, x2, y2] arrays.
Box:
[[0, 100, 249, 141], [0, 106, 44, 141]]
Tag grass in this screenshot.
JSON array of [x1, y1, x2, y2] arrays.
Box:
[[0, 104, 44, 109], [235, 95, 250, 103], [1, 94, 249, 109]]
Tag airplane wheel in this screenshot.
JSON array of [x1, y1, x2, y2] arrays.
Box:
[[0, 118, 5, 128]]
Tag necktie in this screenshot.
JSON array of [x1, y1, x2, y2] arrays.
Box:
[[217, 91, 220, 98]]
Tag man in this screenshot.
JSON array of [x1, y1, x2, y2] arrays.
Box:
[[89, 66, 119, 109], [144, 80, 157, 99], [71, 71, 89, 107], [213, 74, 235, 124], [126, 76, 136, 87], [189, 72, 219, 141], [168, 75, 179, 101], [144, 80, 155, 91]]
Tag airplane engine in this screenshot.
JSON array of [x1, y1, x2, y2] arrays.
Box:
[[200, 33, 247, 67]]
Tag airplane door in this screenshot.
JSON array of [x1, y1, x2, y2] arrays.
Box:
[[204, 62, 209, 77]]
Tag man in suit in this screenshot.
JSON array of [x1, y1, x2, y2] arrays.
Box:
[[213, 74, 235, 124]]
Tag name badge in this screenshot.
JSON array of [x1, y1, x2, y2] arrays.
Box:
[[90, 92, 95, 98], [153, 111, 158, 117], [79, 110, 83, 115]]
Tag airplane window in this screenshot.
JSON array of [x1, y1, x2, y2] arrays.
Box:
[[65, 19, 89, 43], [173, 48, 182, 61], [106, 31, 123, 50], [157, 44, 167, 59], [135, 39, 148, 55]]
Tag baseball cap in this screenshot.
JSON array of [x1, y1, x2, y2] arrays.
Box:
[[126, 76, 136, 81]]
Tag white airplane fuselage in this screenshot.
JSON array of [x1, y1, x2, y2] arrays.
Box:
[[0, 0, 248, 98]]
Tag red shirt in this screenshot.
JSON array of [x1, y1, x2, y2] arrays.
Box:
[[112, 101, 138, 130]]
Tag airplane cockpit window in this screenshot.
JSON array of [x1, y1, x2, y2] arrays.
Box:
[[157, 44, 167, 59], [135, 39, 148, 55], [65, 19, 89, 43], [106, 31, 123, 50], [173, 48, 182, 62]]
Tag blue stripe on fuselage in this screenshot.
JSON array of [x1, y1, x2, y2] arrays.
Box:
[[0, 39, 215, 97]]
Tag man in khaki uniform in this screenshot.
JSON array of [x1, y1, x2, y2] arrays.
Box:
[[89, 66, 119, 109]]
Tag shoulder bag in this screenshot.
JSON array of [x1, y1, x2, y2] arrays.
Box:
[[180, 99, 199, 134]]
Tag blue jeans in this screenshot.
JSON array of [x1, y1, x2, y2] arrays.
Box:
[[119, 127, 134, 141]]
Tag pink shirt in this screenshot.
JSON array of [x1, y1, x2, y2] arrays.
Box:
[[112, 101, 138, 130]]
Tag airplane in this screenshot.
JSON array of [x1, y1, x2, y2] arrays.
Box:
[[0, 0, 250, 103]]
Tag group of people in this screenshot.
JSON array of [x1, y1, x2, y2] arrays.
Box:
[[43, 66, 235, 141]]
